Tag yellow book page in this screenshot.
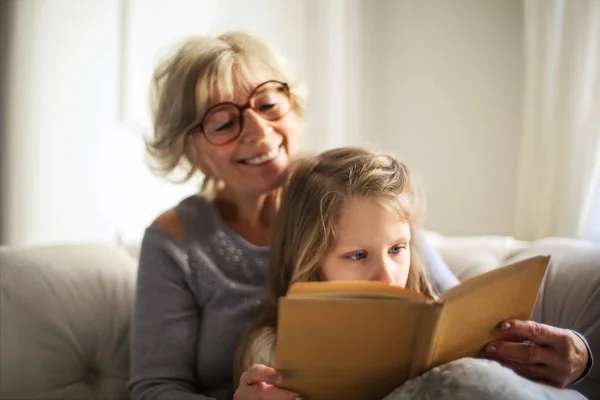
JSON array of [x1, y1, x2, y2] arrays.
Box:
[[428, 255, 549, 369]]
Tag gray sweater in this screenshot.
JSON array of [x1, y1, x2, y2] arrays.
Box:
[[129, 195, 460, 400]]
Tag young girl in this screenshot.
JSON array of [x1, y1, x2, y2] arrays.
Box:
[[233, 147, 585, 400], [235, 146, 435, 379]]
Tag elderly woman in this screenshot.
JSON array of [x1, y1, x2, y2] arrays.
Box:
[[129, 32, 592, 400]]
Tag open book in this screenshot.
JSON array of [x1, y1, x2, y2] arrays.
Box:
[[274, 255, 550, 400]]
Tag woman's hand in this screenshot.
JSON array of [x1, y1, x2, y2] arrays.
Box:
[[234, 364, 302, 400], [484, 319, 589, 388]]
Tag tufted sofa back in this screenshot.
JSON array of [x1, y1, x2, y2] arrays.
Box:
[[0, 244, 137, 400]]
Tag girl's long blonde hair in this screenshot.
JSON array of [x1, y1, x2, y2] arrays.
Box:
[[234, 147, 434, 382]]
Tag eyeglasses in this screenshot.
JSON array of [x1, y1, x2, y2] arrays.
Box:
[[191, 80, 294, 146]]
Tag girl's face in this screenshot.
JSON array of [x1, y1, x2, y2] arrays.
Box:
[[320, 197, 411, 287]]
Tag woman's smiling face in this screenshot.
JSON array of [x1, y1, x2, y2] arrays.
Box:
[[193, 78, 302, 196]]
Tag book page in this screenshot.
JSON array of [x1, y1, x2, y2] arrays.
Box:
[[428, 255, 549, 369], [275, 296, 435, 400]]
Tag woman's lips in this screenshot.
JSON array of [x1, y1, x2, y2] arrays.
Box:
[[238, 146, 282, 165]]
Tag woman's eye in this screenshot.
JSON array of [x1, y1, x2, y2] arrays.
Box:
[[258, 102, 278, 112], [389, 245, 407, 254], [213, 120, 235, 132], [218, 121, 234, 131], [347, 251, 367, 261]]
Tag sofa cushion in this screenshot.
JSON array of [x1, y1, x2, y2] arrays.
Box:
[[424, 231, 529, 280], [0, 244, 138, 400]]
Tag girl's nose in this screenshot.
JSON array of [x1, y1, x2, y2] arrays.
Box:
[[374, 259, 396, 285]]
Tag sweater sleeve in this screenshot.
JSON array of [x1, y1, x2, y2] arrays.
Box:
[[128, 228, 215, 400], [569, 330, 594, 385]]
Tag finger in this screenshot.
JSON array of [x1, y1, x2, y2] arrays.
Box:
[[240, 364, 282, 387], [239, 382, 303, 400], [499, 320, 564, 346], [483, 341, 557, 367], [491, 358, 565, 388]]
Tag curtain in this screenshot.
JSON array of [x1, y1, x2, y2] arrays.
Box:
[[515, 0, 600, 240], [584, 160, 600, 243]]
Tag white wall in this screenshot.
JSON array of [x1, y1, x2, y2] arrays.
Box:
[[2, 0, 524, 246], [359, 0, 524, 236], [4, 0, 123, 246]]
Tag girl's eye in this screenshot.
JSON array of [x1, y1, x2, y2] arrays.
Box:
[[347, 251, 367, 261], [389, 245, 407, 254]]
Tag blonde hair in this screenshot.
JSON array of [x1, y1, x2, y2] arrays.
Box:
[[146, 31, 307, 191], [234, 146, 434, 382]]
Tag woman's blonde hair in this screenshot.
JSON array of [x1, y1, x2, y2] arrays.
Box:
[[234, 146, 434, 382], [146, 31, 307, 191]]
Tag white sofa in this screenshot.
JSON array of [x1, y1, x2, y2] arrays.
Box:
[[1, 233, 599, 400]]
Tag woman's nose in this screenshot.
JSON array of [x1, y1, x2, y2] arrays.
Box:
[[239, 109, 271, 143]]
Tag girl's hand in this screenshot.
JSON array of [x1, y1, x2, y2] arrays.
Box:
[[234, 364, 302, 400], [484, 319, 589, 388]]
